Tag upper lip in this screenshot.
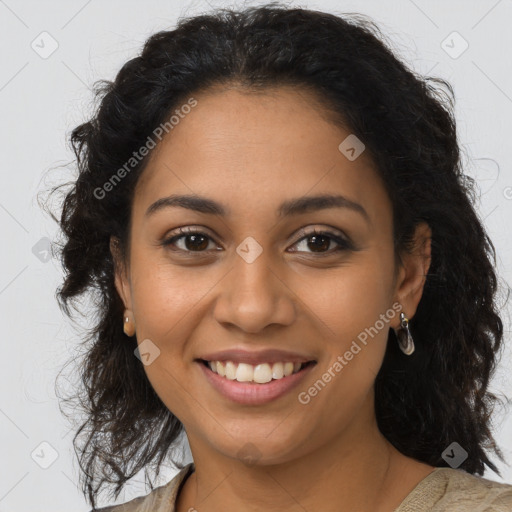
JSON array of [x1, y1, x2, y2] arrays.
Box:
[[197, 348, 316, 365]]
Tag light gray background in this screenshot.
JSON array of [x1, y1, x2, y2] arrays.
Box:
[[1, 0, 511, 510]]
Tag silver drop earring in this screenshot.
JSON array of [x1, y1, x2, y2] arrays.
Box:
[[396, 312, 415, 355]]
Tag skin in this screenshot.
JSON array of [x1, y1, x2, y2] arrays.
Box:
[[111, 85, 434, 512]]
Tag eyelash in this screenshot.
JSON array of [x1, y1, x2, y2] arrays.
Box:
[[160, 226, 353, 256]]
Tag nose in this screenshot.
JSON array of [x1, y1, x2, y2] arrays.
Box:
[[212, 249, 296, 334]]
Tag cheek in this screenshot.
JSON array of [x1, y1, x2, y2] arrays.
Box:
[[303, 259, 392, 337], [130, 255, 208, 338], [128, 260, 202, 416], [298, 257, 393, 386]]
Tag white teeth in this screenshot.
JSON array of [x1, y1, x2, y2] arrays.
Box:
[[216, 361, 226, 377], [236, 363, 254, 382], [225, 361, 237, 380], [272, 362, 284, 380], [283, 362, 294, 377], [205, 360, 307, 383], [253, 363, 272, 383]]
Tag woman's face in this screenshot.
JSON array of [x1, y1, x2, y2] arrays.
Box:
[[113, 85, 430, 466]]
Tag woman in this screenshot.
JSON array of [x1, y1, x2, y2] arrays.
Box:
[[51, 3, 512, 511]]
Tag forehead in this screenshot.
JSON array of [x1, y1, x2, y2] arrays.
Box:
[[133, 85, 390, 226]]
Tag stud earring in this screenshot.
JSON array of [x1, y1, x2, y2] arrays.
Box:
[[395, 312, 415, 355], [123, 309, 135, 337]]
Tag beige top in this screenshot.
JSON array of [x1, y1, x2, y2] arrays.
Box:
[[93, 462, 512, 511]]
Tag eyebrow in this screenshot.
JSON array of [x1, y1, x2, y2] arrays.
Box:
[[145, 193, 371, 224]]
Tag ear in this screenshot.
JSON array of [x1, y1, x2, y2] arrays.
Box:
[[110, 235, 133, 309], [391, 221, 432, 328]]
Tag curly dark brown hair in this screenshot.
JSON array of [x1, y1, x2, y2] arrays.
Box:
[[42, 2, 511, 509]]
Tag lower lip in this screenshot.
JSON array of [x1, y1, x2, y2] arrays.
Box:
[[197, 361, 316, 405]]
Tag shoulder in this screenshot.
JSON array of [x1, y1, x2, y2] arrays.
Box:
[[89, 462, 195, 512], [396, 467, 512, 512]]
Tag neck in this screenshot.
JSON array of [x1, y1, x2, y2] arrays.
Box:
[[175, 397, 428, 512]]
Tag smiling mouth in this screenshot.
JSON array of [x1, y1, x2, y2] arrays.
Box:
[[199, 359, 316, 384]]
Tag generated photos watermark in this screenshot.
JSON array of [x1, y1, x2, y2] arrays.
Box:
[[298, 301, 402, 404], [93, 97, 198, 200]]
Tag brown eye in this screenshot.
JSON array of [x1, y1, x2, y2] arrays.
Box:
[[181, 233, 210, 251], [161, 228, 217, 252], [305, 233, 331, 252], [160, 226, 353, 256], [290, 228, 353, 255]]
